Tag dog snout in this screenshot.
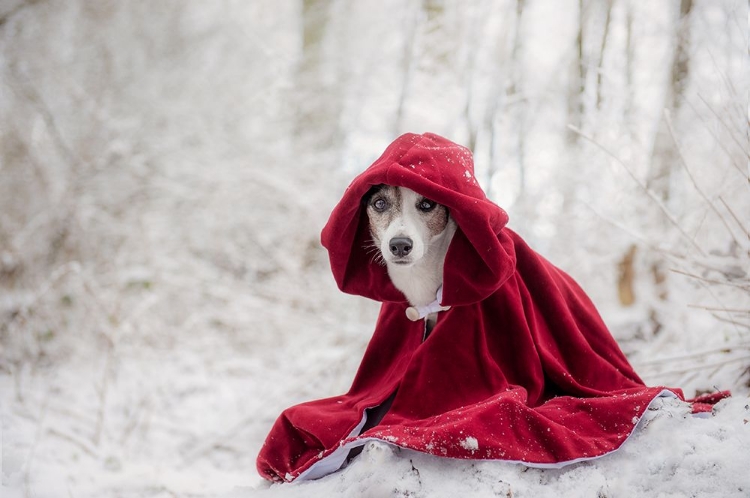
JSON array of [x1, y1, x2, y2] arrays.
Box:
[[389, 237, 413, 257]]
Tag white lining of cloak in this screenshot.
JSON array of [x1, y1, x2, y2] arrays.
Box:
[[293, 411, 369, 481]]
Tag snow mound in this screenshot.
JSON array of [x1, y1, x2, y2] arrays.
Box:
[[243, 397, 750, 498]]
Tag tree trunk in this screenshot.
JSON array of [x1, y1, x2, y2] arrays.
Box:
[[646, 0, 693, 317]]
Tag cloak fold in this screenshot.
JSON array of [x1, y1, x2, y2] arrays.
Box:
[[256, 132, 728, 482]]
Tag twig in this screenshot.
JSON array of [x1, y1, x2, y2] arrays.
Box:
[[579, 200, 683, 258], [684, 99, 747, 178], [671, 262, 746, 336], [633, 343, 750, 366], [704, 46, 744, 122], [669, 268, 750, 290], [686, 255, 750, 276], [47, 427, 100, 459], [710, 313, 750, 330], [718, 196, 750, 238], [568, 124, 707, 256], [697, 93, 750, 160], [663, 109, 740, 245], [641, 355, 750, 378], [687, 305, 750, 313]]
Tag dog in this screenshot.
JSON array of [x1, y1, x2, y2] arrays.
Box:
[[364, 184, 457, 334]]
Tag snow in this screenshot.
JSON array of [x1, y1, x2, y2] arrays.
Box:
[[1, 1, 748, 497], [243, 398, 750, 498], [459, 437, 479, 452]]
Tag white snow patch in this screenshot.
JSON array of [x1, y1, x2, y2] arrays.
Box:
[[460, 436, 479, 452]]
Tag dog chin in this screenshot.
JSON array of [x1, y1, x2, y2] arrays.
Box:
[[387, 258, 415, 267]]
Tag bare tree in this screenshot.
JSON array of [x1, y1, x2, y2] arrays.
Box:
[[294, 0, 340, 150], [648, 0, 693, 204], [646, 0, 694, 311], [566, 0, 586, 144], [595, 0, 614, 110]]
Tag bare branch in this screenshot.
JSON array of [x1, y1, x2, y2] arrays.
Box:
[[641, 355, 750, 378], [697, 93, 750, 160], [710, 313, 750, 330], [669, 268, 750, 290], [684, 99, 748, 178], [663, 109, 740, 245], [687, 305, 750, 313], [568, 124, 707, 257], [634, 342, 750, 366], [47, 427, 100, 459], [595, 0, 614, 110], [718, 196, 750, 238]]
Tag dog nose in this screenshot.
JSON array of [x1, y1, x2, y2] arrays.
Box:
[[389, 237, 413, 257]]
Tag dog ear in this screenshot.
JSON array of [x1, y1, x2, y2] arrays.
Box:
[[361, 184, 385, 206]]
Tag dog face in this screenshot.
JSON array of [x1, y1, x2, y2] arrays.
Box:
[[364, 185, 451, 267]]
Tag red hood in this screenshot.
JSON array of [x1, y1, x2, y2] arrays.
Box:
[[321, 132, 516, 306]]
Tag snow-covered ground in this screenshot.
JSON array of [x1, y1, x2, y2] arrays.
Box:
[[245, 397, 750, 498], [1, 1, 748, 497]]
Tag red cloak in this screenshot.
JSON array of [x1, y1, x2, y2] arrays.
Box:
[[256, 132, 722, 482]]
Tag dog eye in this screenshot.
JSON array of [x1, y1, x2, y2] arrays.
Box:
[[372, 198, 387, 212], [418, 199, 436, 212]]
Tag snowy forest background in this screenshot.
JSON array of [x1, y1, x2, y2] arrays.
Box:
[[1, 0, 748, 497]]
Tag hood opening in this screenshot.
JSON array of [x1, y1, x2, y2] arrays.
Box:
[[321, 133, 517, 306]]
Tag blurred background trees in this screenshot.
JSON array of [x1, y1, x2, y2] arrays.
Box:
[[0, 0, 747, 494]]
